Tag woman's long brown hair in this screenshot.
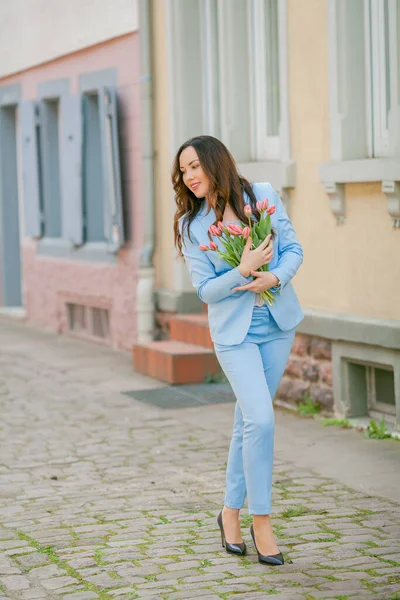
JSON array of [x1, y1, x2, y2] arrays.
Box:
[[172, 135, 261, 257]]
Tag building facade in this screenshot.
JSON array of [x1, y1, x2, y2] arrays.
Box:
[[0, 0, 155, 350], [149, 0, 400, 430], [0, 0, 399, 430]]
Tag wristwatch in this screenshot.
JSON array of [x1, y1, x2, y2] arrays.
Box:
[[275, 276, 281, 289]]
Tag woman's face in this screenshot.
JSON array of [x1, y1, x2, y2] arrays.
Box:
[[179, 146, 211, 198]]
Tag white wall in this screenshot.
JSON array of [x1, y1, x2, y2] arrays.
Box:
[[0, 0, 138, 78]]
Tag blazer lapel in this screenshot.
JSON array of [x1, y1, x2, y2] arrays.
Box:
[[197, 202, 216, 233]]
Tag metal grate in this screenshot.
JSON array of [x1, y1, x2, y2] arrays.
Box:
[[66, 303, 110, 340], [66, 303, 87, 332], [90, 307, 110, 339], [122, 383, 235, 409]]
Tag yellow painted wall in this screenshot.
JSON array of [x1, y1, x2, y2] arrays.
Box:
[[152, 0, 174, 291], [151, 0, 400, 319], [288, 0, 400, 320]]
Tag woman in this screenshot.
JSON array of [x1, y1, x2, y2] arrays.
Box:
[[173, 135, 303, 565]]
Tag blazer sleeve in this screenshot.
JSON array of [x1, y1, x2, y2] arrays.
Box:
[[179, 218, 252, 304], [268, 187, 303, 290]]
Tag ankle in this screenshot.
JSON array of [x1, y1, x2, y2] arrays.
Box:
[[253, 514, 271, 520], [252, 515, 272, 528], [223, 506, 240, 519]]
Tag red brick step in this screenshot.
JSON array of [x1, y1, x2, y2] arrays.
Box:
[[132, 339, 219, 385], [169, 314, 213, 349]]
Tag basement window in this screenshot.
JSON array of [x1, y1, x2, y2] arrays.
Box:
[[66, 303, 110, 340], [347, 360, 396, 420]]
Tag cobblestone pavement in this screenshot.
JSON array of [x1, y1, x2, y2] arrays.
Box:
[[1, 319, 400, 600]]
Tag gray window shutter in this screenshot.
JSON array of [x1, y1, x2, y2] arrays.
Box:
[[60, 94, 83, 245], [20, 100, 43, 238], [98, 86, 125, 253]]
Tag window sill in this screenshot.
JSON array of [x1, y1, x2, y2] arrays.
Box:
[[37, 238, 118, 263], [318, 158, 400, 227], [237, 160, 296, 190], [319, 158, 400, 184]]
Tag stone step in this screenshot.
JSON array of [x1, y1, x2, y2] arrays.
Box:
[[169, 314, 213, 349], [132, 339, 219, 385]]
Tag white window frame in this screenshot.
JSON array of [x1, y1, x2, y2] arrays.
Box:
[[364, 0, 399, 158], [199, 0, 289, 165], [200, 0, 220, 137], [249, 0, 281, 160], [320, 0, 400, 226], [166, 0, 294, 194]]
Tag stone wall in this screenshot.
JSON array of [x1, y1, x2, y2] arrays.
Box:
[[277, 334, 334, 412]]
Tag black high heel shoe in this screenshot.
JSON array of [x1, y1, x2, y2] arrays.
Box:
[[217, 510, 246, 556], [250, 524, 284, 565]]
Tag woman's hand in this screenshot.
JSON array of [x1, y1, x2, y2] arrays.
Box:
[[232, 270, 279, 294], [238, 235, 273, 278]]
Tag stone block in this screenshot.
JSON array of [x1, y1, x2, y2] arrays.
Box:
[[276, 376, 293, 400], [302, 359, 320, 382], [320, 361, 333, 386], [292, 334, 311, 356], [310, 383, 334, 408], [0, 575, 30, 590], [291, 379, 311, 402], [310, 338, 332, 360], [285, 356, 304, 378]]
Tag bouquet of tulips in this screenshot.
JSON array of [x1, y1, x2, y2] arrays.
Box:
[[199, 199, 277, 305]]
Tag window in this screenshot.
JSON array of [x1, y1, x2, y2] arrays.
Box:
[[0, 87, 23, 307], [79, 76, 125, 253], [250, 0, 281, 159], [347, 361, 396, 419], [83, 92, 106, 243], [365, 0, 400, 157], [369, 365, 396, 416], [324, 0, 400, 163], [320, 0, 400, 223], [200, 0, 283, 161], [332, 341, 399, 430], [66, 303, 110, 339], [20, 70, 125, 257], [40, 99, 62, 237]]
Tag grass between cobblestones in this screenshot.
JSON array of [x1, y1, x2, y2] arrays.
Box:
[[3, 494, 399, 600], [1, 327, 400, 600], [1, 473, 399, 599], [16, 532, 127, 600]]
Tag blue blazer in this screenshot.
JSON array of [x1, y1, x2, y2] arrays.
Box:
[[179, 182, 304, 346]]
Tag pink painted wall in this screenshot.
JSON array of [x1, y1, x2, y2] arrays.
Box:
[[1, 33, 142, 350]]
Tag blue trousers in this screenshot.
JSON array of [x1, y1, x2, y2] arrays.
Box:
[[214, 305, 295, 515]]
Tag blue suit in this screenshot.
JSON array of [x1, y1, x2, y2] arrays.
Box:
[[180, 182, 303, 515], [179, 182, 303, 346]]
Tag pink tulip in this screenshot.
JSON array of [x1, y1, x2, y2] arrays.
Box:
[[242, 226, 250, 239], [244, 205, 252, 217], [256, 201, 263, 211], [261, 198, 269, 211], [210, 241, 218, 250], [199, 244, 209, 251], [217, 221, 225, 232], [209, 224, 221, 237], [226, 224, 243, 236], [267, 205, 276, 215]]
